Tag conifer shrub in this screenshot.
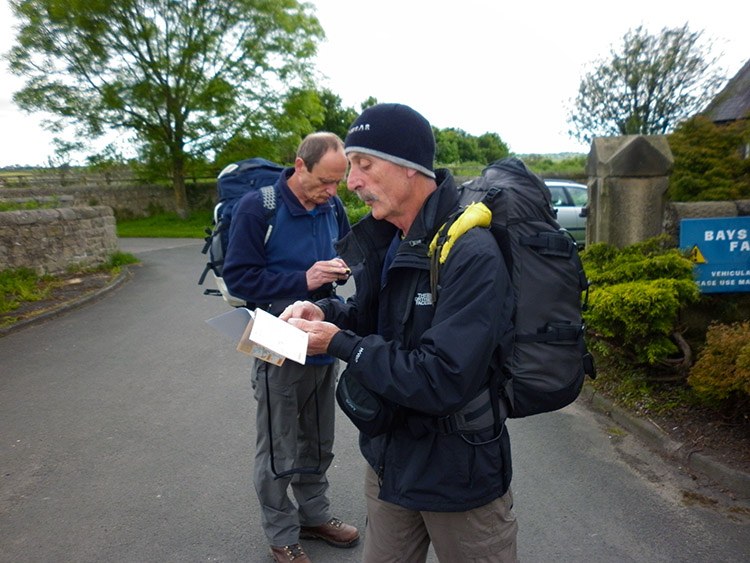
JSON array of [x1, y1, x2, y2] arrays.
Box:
[[581, 237, 699, 366]]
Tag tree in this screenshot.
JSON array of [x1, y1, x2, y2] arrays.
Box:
[[433, 128, 461, 164], [269, 88, 327, 163], [476, 132, 509, 164], [213, 88, 357, 170], [434, 128, 509, 165], [359, 96, 379, 111], [7, 0, 324, 217], [317, 89, 358, 140], [568, 24, 725, 145]]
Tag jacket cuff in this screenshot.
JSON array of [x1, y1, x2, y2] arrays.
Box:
[[328, 329, 361, 361], [315, 297, 334, 320]]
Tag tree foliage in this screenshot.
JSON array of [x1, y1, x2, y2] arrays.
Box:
[[433, 128, 509, 165], [522, 154, 586, 175], [7, 0, 324, 217], [213, 88, 356, 170], [568, 24, 724, 145], [668, 115, 750, 201], [317, 89, 358, 141]]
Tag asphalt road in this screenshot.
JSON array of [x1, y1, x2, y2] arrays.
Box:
[[1, 238, 748, 562]]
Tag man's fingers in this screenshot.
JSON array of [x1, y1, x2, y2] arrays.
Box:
[[280, 301, 306, 321], [280, 301, 323, 322], [287, 317, 308, 330]]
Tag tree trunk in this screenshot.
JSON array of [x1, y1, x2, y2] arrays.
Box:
[[172, 155, 189, 219]]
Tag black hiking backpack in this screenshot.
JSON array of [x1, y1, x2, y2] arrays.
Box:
[[198, 158, 284, 306], [431, 157, 596, 419]]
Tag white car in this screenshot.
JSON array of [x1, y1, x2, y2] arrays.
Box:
[[545, 179, 588, 245]]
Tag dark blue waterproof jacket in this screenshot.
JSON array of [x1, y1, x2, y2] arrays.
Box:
[[320, 170, 515, 512]]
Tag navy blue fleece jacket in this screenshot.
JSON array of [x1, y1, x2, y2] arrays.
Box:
[[222, 167, 350, 362]]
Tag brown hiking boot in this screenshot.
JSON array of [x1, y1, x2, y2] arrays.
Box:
[[269, 543, 311, 563], [299, 517, 360, 548]]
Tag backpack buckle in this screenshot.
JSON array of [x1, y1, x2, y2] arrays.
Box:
[[437, 415, 458, 435]]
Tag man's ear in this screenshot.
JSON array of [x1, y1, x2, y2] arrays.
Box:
[[294, 156, 308, 174]]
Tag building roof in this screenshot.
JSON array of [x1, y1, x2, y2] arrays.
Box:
[[702, 59, 750, 123]]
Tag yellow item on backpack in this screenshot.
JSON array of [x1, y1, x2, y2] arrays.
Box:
[[429, 201, 492, 265]]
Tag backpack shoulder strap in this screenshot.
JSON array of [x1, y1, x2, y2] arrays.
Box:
[[258, 184, 278, 244], [428, 202, 492, 302]]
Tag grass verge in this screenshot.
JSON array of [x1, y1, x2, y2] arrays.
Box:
[[116, 211, 212, 238], [0, 252, 139, 325]]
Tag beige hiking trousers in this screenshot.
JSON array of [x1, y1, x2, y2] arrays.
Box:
[[362, 464, 518, 563]]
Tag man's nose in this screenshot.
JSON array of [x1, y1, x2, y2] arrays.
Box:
[[347, 169, 359, 191]]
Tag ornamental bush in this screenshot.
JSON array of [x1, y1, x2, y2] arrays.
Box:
[[581, 237, 699, 366], [688, 321, 750, 411]]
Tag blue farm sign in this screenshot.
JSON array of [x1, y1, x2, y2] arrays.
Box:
[[679, 217, 750, 293]]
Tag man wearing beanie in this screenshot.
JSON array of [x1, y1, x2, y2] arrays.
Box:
[[281, 104, 518, 562]]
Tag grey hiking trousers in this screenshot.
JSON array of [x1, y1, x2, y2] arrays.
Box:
[[252, 358, 338, 546]]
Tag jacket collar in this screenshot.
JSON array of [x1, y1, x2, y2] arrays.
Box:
[[336, 169, 459, 267], [402, 169, 459, 246], [278, 167, 336, 217], [390, 169, 459, 269]]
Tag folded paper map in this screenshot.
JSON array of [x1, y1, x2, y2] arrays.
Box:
[[206, 307, 308, 366]]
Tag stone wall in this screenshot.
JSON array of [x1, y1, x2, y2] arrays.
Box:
[[664, 199, 750, 245], [0, 184, 177, 217], [0, 206, 118, 275], [1, 182, 216, 218]]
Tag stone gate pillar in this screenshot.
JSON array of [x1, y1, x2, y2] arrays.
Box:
[[585, 135, 673, 247]]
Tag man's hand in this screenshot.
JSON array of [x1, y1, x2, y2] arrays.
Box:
[[280, 301, 337, 355], [306, 258, 350, 291], [287, 318, 340, 356], [279, 300, 324, 322]]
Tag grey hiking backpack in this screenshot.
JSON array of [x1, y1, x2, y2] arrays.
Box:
[[431, 157, 596, 419]]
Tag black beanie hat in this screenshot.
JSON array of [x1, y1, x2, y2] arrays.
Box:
[[344, 103, 436, 179]]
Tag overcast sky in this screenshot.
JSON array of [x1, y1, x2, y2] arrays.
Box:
[[0, 0, 747, 167]]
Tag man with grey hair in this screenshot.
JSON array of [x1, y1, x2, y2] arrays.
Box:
[[283, 106, 518, 562]]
